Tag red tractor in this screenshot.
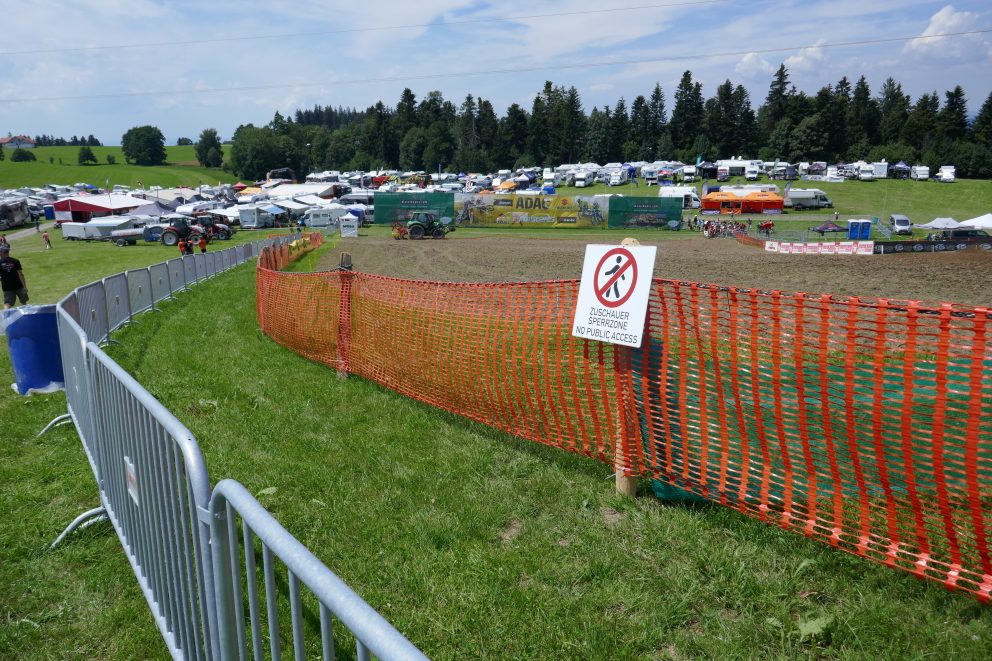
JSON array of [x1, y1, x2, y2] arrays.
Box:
[[159, 214, 206, 247]]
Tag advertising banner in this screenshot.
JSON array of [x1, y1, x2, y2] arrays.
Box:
[[605, 196, 683, 229], [454, 193, 608, 228], [374, 192, 455, 226]]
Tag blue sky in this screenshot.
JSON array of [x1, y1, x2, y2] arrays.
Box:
[[1, 1, 989, 145]]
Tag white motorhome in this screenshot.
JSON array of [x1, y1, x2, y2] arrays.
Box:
[[911, 165, 930, 180], [574, 171, 593, 188], [658, 186, 700, 209], [680, 165, 697, 183], [938, 165, 956, 183], [238, 205, 276, 230], [872, 161, 889, 179], [716, 165, 730, 181], [744, 165, 760, 181], [608, 169, 629, 186], [302, 204, 350, 228], [858, 164, 875, 181], [784, 188, 834, 210]]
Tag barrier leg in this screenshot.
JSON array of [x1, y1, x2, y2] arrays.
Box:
[[50, 506, 108, 550], [37, 413, 72, 437]]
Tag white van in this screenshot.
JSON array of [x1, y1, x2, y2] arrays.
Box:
[[574, 171, 593, 188], [658, 186, 700, 209], [888, 214, 912, 235], [608, 169, 628, 186]]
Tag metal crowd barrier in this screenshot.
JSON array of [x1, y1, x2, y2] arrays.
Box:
[[44, 233, 423, 660], [211, 480, 429, 661]]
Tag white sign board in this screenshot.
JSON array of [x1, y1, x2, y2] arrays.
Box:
[[572, 244, 656, 348], [340, 215, 359, 237]]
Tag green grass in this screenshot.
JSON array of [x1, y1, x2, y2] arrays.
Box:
[[3, 234, 992, 658], [0, 145, 237, 189]]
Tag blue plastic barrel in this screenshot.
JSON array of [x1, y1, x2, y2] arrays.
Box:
[[3, 305, 64, 395]]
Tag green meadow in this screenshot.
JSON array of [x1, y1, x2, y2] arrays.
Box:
[[2, 221, 992, 658]]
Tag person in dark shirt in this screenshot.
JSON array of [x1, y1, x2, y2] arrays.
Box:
[[0, 244, 29, 308]]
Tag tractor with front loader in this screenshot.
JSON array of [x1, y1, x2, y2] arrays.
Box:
[[392, 211, 455, 240]]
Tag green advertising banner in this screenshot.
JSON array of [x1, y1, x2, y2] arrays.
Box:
[[606, 196, 684, 229], [374, 192, 455, 225], [454, 193, 608, 228]]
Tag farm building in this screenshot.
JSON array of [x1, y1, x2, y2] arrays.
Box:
[[0, 135, 36, 149]]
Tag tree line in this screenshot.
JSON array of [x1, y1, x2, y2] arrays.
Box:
[[32, 134, 102, 147], [105, 64, 992, 181]]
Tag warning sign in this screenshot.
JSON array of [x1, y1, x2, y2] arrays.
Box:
[[572, 244, 656, 347]]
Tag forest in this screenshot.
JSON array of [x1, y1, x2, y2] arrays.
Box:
[[223, 65, 992, 181]]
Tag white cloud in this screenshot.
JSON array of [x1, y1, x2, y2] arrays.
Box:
[[903, 4, 991, 61], [784, 39, 826, 71], [735, 52, 774, 78]]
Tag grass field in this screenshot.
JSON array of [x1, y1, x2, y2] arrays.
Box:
[[2, 213, 992, 657], [0, 145, 237, 189]]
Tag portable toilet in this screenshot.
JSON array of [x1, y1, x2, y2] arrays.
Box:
[[847, 219, 871, 240], [43, 205, 55, 220]]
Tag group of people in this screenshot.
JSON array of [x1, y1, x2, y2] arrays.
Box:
[[687, 215, 752, 238], [177, 236, 208, 256]]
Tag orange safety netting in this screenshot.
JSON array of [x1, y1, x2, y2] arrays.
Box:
[[255, 251, 992, 601]]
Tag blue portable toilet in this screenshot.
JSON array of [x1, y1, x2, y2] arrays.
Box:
[[43, 205, 55, 220], [542, 184, 555, 195], [847, 219, 865, 240], [2, 305, 64, 395], [859, 220, 872, 240]]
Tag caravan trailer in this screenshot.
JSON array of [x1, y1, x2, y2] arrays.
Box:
[[911, 165, 930, 180], [937, 165, 956, 183]]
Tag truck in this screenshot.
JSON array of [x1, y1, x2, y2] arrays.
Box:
[[658, 185, 701, 209], [784, 188, 833, 210]]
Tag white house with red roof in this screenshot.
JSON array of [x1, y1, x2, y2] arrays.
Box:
[[1, 135, 36, 149]]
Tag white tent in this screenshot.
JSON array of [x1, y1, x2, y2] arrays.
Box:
[[913, 217, 960, 229], [960, 213, 992, 229]]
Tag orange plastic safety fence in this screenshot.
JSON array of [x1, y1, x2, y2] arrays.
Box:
[[257, 267, 635, 468], [255, 258, 992, 601], [634, 282, 992, 600]]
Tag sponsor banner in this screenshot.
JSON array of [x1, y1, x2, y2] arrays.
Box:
[[872, 240, 992, 254], [454, 193, 608, 228], [766, 240, 875, 255], [606, 196, 683, 229], [375, 192, 455, 226]]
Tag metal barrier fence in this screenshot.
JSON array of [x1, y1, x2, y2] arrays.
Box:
[[211, 480, 429, 661], [44, 232, 423, 659]]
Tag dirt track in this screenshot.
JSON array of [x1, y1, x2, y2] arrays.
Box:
[[318, 234, 992, 308]]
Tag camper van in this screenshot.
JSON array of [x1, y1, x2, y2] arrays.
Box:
[[658, 186, 700, 209], [744, 165, 760, 181], [238, 205, 276, 230], [680, 165, 696, 183], [574, 171, 593, 188], [858, 164, 875, 181], [937, 165, 956, 183], [716, 166, 730, 182], [784, 188, 833, 210], [910, 165, 930, 180], [608, 169, 629, 186]]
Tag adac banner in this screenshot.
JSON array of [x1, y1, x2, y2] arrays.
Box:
[[374, 192, 455, 226], [454, 193, 608, 228]]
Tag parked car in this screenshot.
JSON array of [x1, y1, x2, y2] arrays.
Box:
[[888, 214, 912, 235]]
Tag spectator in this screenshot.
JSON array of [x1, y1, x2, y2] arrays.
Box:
[[42, 230, 52, 249], [198, 236, 207, 253], [178, 239, 187, 256], [0, 244, 29, 309]]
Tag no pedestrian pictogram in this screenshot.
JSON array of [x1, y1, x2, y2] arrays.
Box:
[[594, 247, 637, 308]]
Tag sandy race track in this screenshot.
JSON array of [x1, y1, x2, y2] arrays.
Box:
[[318, 234, 991, 308]]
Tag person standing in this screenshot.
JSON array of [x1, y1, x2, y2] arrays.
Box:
[[178, 238, 187, 256], [42, 230, 52, 249], [0, 244, 29, 309], [34, 216, 41, 232], [198, 236, 207, 253]]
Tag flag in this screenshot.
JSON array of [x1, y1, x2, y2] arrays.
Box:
[[695, 154, 703, 167], [701, 180, 710, 196], [783, 181, 792, 198]]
